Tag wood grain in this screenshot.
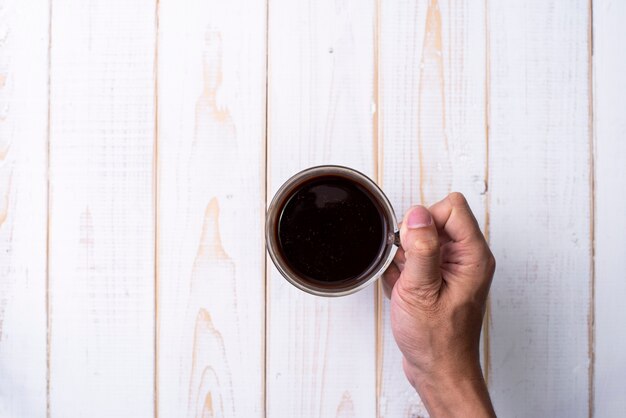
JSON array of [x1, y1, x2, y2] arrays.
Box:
[[0, 0, 49, 415], [593, 1, 626, 416], [266, 0, 377, 416], [378, 0, 487, 415], [47, 0, 156, 416], [156, 0, 267, 416], [0, 1, 622, 416], [487, 1, 591, 416]]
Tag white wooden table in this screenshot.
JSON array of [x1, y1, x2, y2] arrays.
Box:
[[0, 0, 624, 417]]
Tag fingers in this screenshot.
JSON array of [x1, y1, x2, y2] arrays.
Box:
[[393, 245, 406, 269], [386, 194, 493, 300], [429, 192, 485, 245], [398, 205, 442, 292], [382, 248, 406, 298], [429, 192, 495, 293], [382, 262, 400, 299]]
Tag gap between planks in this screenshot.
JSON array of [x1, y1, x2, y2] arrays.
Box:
[[153, 0, 161, 416], [587, 0, 595, 416], [373, 0, 383, 416], [45, 0, 53, 416], [482, 0, 492, 388], [263, 0, 271, 416]]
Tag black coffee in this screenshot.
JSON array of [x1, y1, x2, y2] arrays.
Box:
[[277, 175, 385, 285]]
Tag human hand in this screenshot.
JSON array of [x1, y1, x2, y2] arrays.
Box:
[[383, 192, 496, 417]]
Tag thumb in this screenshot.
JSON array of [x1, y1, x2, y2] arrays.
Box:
[[399, 205, 442, 291]]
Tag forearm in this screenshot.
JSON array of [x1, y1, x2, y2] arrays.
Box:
[[387, 196, 497, 417], [407, 364, 496, 418]]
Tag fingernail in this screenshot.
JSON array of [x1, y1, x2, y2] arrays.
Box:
[[406, 206, 432, 229]]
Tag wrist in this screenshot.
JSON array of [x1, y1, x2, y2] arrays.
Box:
[[405, 361, 495, 418]]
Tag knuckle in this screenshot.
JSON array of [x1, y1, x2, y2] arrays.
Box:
[[413, 285, 442, 305], [410, 237, 440, 257], [382, 263, 399, 280], [396, 281, 442, 317], [447, 191, 468, 207]]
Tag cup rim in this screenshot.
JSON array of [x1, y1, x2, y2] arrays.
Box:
[[265, 165, 399, 297]]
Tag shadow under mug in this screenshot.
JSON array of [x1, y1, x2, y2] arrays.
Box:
[[265, 165, 400, 297]]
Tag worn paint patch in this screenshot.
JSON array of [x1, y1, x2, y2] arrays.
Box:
[[188, 309, 231, 418], [194, 198, 229, 262], [196, 31, 232, 125], [335, 391, 355, 418], [187, 197, 238, 418], [203, 391, 214, 418], [417, 0, 451, 205], [0, 186, 8, 228], [0, 142, 10, 161], [192, 30, 237, 182], [0, 172, 13, 229]]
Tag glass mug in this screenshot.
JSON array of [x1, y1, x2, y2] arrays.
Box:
[[265, 165, 401, 297]]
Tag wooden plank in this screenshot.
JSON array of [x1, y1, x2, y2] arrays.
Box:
[[47, 0, 156, 416], [487, 1, 591, 416], [593, 1, 626, 416], [0, 0, 49, 415], [378, 0, 487, 416], [156, 0, 267, 416], [266, 0, 377, 416]]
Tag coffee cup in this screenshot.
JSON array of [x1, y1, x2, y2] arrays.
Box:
[[265, 165, 400, 297]]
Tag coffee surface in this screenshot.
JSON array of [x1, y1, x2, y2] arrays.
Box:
[[277, 175, 385, 284]]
